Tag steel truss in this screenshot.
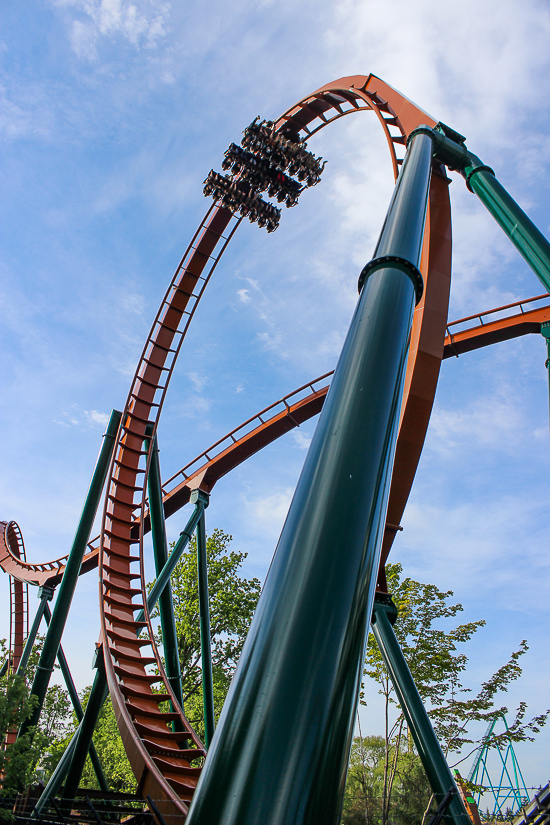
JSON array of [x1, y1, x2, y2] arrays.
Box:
[[1, 74, 549, 825]]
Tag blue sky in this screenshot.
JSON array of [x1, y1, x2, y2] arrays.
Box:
[[2, 0, 550, 798]]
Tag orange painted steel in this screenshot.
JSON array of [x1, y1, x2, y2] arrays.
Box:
[[92, 75, 452, 821], [1, 75, 454, 818], [4, 285, 548, 635], [443, 293, 550, 358]]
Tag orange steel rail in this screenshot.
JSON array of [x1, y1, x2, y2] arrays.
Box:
[[4, 289, 549, 590], [443, 293, 550, 358], [1, 75, 454, 819], [95, 75, 452, 822], [5, 79, 547, 819]]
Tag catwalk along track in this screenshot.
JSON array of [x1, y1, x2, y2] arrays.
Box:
[[2, 74, 547, 822]]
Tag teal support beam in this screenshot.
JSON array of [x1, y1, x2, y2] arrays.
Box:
[[541, 323, 550, 426], [426, 126, 550, 294], [0, 659, 8, 678], [17, 585, 55, 675], [192, 489, 214, 748], [463, 157, 550, 294], [138, 499, 205, 624], [145, 428, 184, 712], [61, 647, 109, 807], [371, 595, 469, 825], [43, 603, 108, 793], [185, 129, 434, 825], [33, 726, 79, 817], [20, 410, 121, 739]]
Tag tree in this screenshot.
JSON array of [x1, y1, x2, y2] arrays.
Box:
[[151, 528, 261, 739], [0, 637, 71, 794], [42, 527, 261, 791], [342, 734, 433, 825], [44, 692, 136, 793], [352, 563, 549, 825]]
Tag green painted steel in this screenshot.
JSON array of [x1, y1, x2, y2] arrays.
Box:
[[185, 130, 434, 825], [139, 499, 205, 623], [372, 596, 470, 825], [0, 659, 8, 678], [465, 164, 550, 293], [43, 602, 108, 792], [33, 501, 203, 809], [61, 649, 109, 806], [467, 714, 528, 816], [146, 429, 184, 712], [16, 585, 54, 675], [541, 323, 550, 425], [192, 490, 214, 748], [428, 127, 550, 294], [33, 728, 79, 817], [20, 410, 121, 739]]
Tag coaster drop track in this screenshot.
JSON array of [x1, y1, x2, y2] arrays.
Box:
[[2, 74, 549, 823]]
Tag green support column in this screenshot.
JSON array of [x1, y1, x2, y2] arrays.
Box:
[[61, 646, 109, 807], [137, 499, 205, 623], [33, 728, 80, 817], [145, 427, 184, 712], [191, 489, 214, 748], [34, 504, 204, 813], [43, 603, 108, 793], [429, 127, 550, 293], [20, 410, 121, 739], [185, 129, 435, 825], [17, 585, 55, 675], [541, 323, 550, 426], [372, 595, 470, 825]]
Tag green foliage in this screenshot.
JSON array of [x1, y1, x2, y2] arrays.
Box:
[[364, 564, 549, 756], [150, 528, 261, 739], [346, 564, 549, 825], [43, 690, 136, 793], [0, 637, 71, 793], [79, 694, 135, 792], [342, 735, 433, 825], [40, 527, 260, 791]]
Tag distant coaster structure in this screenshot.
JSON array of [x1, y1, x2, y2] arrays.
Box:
[[2, 75, 550, 825]]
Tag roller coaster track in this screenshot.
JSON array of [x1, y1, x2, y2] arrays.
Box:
[[3, 290, 549, 593], [6, 74, 539, 818], [96, 74, 453, 821]]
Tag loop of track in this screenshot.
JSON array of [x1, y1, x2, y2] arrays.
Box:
[[94, 75, 452, 820], [2, 75, 452, 820], [0, 522, 28, 674]]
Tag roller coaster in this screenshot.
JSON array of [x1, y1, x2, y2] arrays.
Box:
[[2, 74, 550, 825]]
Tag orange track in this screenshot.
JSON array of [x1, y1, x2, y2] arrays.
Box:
[[1, 75, 459, 818], [4, 289, 548, 592], [95, 75, 453, 822]]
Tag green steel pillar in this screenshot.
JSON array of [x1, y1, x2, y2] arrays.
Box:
[[137, 499, 206, 624], [33, 728, 80, 817], [185, 129, 435, 825], [61, 646, 109, 807], [145, 427, 184, 712], [43, 603, 108, 792], [371, 595, 470, 825], [541, 323, 550, 425], [17, 585, 55, 675], [428, 127, 550, 293], [191, 489, 214, 748], [20, 410, 121, 739]]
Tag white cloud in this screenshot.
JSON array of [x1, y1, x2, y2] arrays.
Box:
[[427, 395, 524, 457], [187, 371, 208, 392], [293, 430, 312, 450], [242, 488, 293, 538], [237, 288, 251, 304], [85, 409, 110, 426], [53, 0, 170, 57]]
